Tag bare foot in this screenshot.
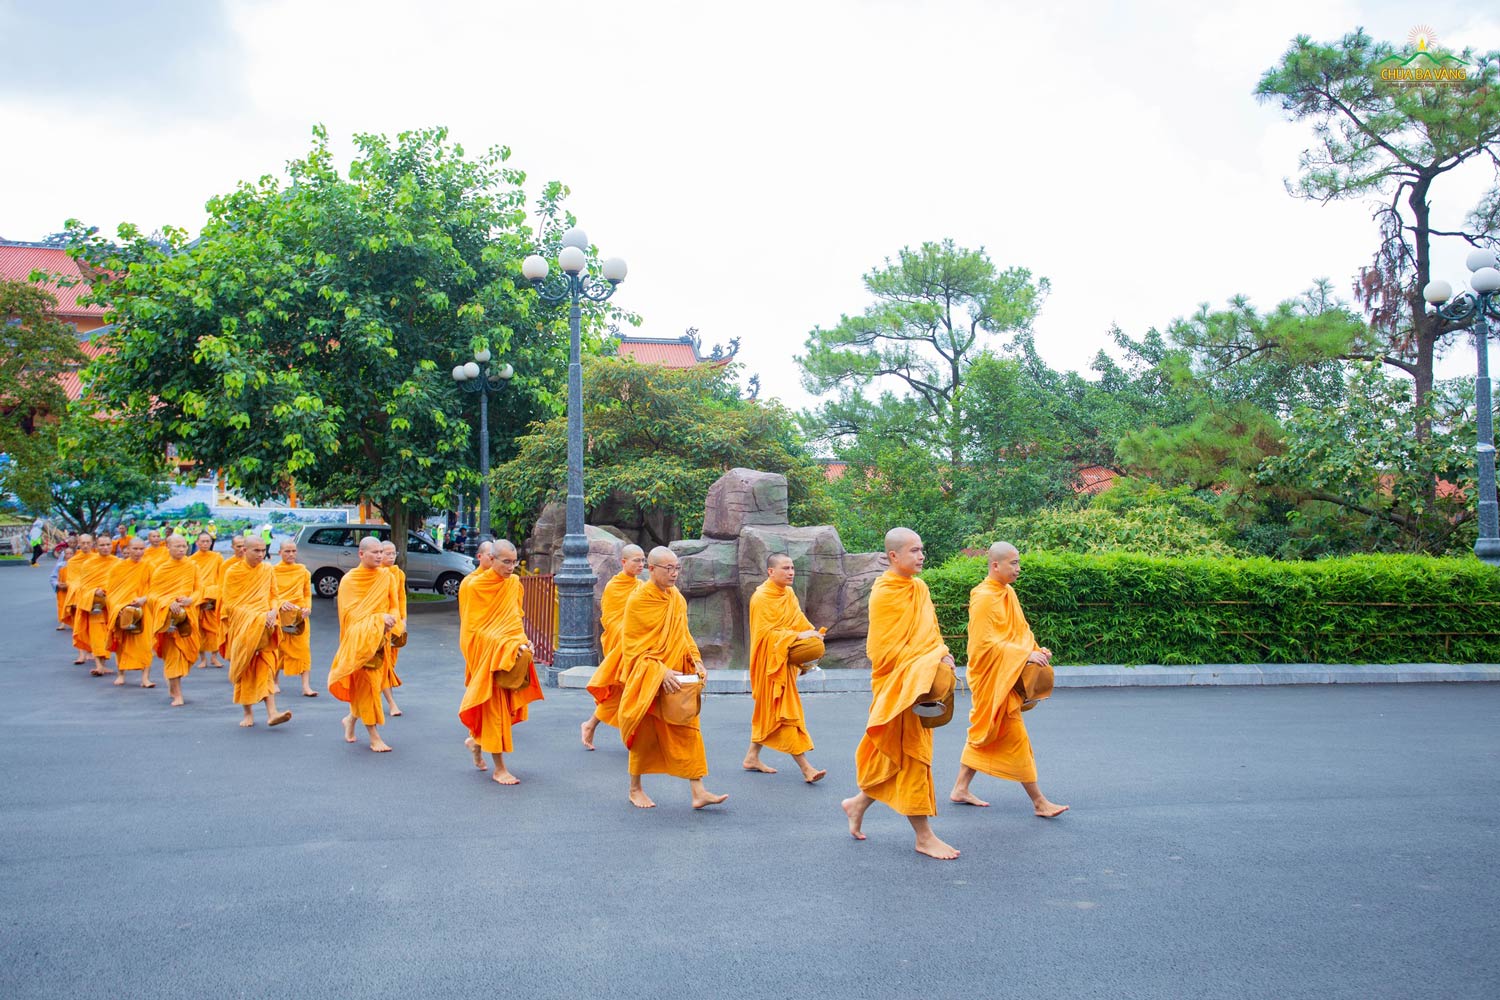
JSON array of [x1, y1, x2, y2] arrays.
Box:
[[57, 624, 70, 631], [1034, 800, 1070, 819], [841, 796, 869, 840], [342, 715, 357, 743], [271, 683, 281, 694], [140, 681, 157, 689], [742, 757, 778, 774], [74, 658, 87, 665], [170, 696, 185, 707], [88, 668, 104, 676], [390, 708, 402, 717], [692, 790, 729, 809], [802, 767, 828, 784], [213, 660, 226, 669], [914, 832, 961, 860], [369, 737, 392, 753], [492, 769, 520, 785], [580, 719, 596, 751], [629, 788, 656, 809], [239, 717, 254, 728], [950, 789, 990, 807], [268, 711, 292, 727], [302, 689, 318, 698], [464, 737, 486, 770], [113, 675, 125, 686]]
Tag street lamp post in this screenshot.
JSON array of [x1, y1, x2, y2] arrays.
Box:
[[1424, 249, 1500, 566], [523, 228, 628, 685], [452, 352, 514, 554]]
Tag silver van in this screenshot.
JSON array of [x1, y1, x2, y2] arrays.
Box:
[[293, 524, 476, 598]]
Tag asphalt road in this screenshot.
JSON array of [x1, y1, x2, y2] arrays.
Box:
[[2, 565, 1497, 1000]]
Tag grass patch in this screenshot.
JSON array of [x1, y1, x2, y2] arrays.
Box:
[[407, 592, 452, 603]]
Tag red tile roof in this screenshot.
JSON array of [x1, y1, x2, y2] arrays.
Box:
[[616, 338, 703, 367], [821, 461, 847, 482], [0, 242, 105, 320], [1075, 465, 1119, 495], [58, 338, 111, 402]]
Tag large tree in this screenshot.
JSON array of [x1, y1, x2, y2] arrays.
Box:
[[0, 278, 84, 510], [69, 127, 606, 560]]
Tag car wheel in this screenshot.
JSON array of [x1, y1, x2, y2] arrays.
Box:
[[436, 572, 463, 598], [311, 569, 343, 598]]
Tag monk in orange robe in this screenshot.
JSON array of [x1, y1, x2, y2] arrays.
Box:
[[949, 542, 1068, 817], [458, 539, 543, 784], [743, 553, 827, 782], [150, 535, 202, 707], [616, 546, 728, 810], [106, 536, 158, 688], [216, 535, 246, 659], [141, 528, 169, 569], [582, 543, 646, 750], [222, 536, 291, 728], [189, 532, 227, 670], [841, 528, 960, 860], [64, 535, 99, 665], [273, 540, 316, 698], [71, 535, 116, 673], [327, 537, 401, 752], [52, 544, 71, 630], [378, 540, 406, 717]]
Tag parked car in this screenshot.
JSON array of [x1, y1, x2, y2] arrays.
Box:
[[294, 524, 476, 598]]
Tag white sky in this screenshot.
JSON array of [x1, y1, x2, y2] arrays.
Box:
[[2, 0, 1497, 411]]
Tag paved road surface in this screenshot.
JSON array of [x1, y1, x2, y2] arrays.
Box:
[[2, 567, 1497, 999]]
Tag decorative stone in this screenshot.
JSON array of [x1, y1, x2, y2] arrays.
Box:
[[702, 468, 789, 539], [738, 524, 846, 631], [826, 551, 888, 642], [671, 538, 739, 597], [686, 589, 741, 670]]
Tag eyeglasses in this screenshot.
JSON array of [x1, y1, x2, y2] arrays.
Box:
[[649, 564, 681, 573]]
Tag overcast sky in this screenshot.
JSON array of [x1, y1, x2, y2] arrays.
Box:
[[3, 0, 1497, 411]]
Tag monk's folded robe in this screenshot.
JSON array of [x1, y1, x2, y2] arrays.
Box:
[[54, 559, 70, 624], [382, 565, 407, 691], [216, 555, 243, 657], [747, 578, 816, 755], [961, 577, 1039, 783], [222, 559, 279, 705], [150, 556, 201, 680], [143, 544, 169, 569], [189, 550, 225, 654], [616, 584, 708, 779], [273, 562, 313, 677], [106, 557, 156, 673], [67, 551, 112, 658], [585, 571, 646, 727], [855, 570, 952, 817], [327, 565, 400, 726], [458, 571, 543, 753]]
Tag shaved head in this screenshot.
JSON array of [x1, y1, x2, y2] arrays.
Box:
[[987, 540, 1021, 586], [884, 527, 919, 553], [167, 536, 188, 557], [358, 536, 382, 554], [885, 526, 925, 578], [766, 552, 793, 571], [490, 539, 519, 579], [646, 546, 680, 591], [621, 544, 644, 561], [988, 541, 1018, 561], [493, 539, 518, 558]]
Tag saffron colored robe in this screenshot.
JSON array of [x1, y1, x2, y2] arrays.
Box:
[[188, 550, 225, 655], [585, 572, 647, 727], [961, 578, 1039, 783], [616, 584, 707, 779], [150, 556, 202, 680], [458, 571, 543, 754], [273, 562, 313, 677], [68, 552, 112, 657], [216, 556, 244, 656], [105, 557, 156, 673], [54, 557, 69, 624], [222, 560, 279, 705], [855, 571, 951, 817], [382, 565, 407, 691], [748, 579, 816, 755], [142, 543, 169, 569], [327, 565, 401, 726]]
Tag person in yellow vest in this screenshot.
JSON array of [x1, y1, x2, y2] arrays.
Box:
[[743, 552, 827, 782], [273, 540, 316, 698], [581, 544, 647, 750], [949, 541, 1068, 818], [378, 540, 406, 718]]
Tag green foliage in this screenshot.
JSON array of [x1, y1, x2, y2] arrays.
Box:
[[924, 552, 1500, 665], [824, 433, 974, 565], [976, 482, 1242, 558], [44, 411, 172, 532], [493, 356, 831, 546], [0, 278, 85, 510]]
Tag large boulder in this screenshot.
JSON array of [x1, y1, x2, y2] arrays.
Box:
[[523, 501, 567, 574], [671, 538, 739, 597], [826, 551, 888, 642], [702, 468, 789, 539], [686, 589, 741, 670], [737, 524, 847, 629]]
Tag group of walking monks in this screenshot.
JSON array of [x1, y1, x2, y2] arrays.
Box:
[[50, 521, 1066, 860]]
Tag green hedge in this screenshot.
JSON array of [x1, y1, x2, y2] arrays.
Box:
[[923, 552, 1500, 665]]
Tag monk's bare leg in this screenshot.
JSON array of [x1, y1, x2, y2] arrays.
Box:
[[909, 816, 960, 860], [168, 676, 184, 707], [140, 663, 156, 688], [342, 713, 357, 743], [383, 688, 402, 717], [580, 715, 599, 751], [271, 669, 281, 695], [300, 673, 317, 697], [264, 693, 291, 727], [463, 736, 486, 769], [112, 667, 125, 686], [742, 744, 777, 774], [841, 792, 872, 840], [240, 706, 255, 727], [792, 753, 826, 783], [690, 778, 728, 809], [949, 764, 990, 807], [1023, 780, 1069, 818], [628, 774, 655, 809], [492, 753, 519, 785], [367, 724, 391, 752]]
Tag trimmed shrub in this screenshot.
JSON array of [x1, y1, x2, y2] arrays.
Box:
[[923, 552, 1500, 665]]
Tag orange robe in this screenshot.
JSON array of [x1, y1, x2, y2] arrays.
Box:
[[189, 550, 225, 654], [273, 562, 313, 677], [457, 569, 485, 684], [327, 565, 400, 726], [961, 578, 1039, 783], [55, 558, 69, 624], [585, 572, 646, 727], [383, 565, 407, 692], [150, 556, 202, 680], [142, 543, 169, 569], [617, 584, 707, 779], [855, 571, 951, 817], [222, 560, 278, 705], [110, 535, 130, 556], [748, 579, 815, 755], [217, 556, 243, 656], [105, 557, 156, 673], [458, 572, 543, 753], [68, 552, 112, 657]]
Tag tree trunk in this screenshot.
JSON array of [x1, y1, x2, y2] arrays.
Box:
[[1409, 178, 1438, 513], [386, 496, 408, 569]]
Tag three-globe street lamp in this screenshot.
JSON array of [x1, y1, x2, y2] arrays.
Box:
[[523, 228, 627, 686], [451, 351, 514, 553], [1424, 248, 1500, 567]]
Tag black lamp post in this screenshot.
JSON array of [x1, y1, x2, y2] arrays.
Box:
[[522, 228, 628, 685], [451, 352, 514, 553], [1424, 248, 1500, 566]]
